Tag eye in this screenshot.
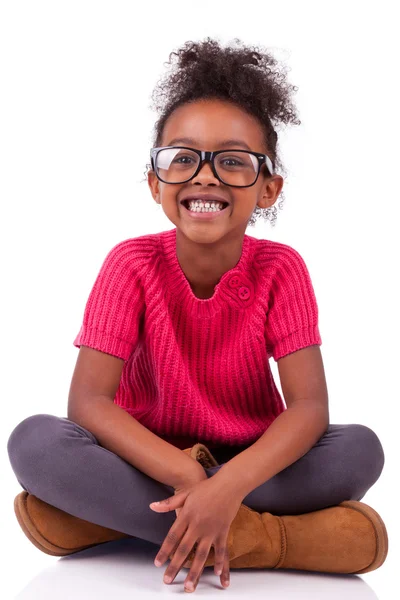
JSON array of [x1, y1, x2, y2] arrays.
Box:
[[220, 157, 244, 167], [173, 155, 195, 164]]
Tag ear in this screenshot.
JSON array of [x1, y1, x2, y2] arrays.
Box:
[[259, 173, 284, 208], [147, 169, 161, 203]]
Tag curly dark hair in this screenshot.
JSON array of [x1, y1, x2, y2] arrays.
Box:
[[143, 36, 301, 227]]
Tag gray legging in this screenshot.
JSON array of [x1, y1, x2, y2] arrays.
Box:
[[7, 414, 385, 548]]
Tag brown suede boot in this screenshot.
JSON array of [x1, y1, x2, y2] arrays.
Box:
[[14, 491, 132, 556], [174, 444, 389, 574]]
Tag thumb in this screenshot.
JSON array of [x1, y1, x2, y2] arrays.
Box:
[[149, 491, 185, 511]]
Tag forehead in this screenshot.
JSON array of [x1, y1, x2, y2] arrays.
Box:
[[161, 99, 265, 151]]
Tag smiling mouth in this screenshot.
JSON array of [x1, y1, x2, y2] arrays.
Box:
[[181, 200, 230, 211]]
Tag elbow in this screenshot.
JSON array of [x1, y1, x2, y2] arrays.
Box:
[[291, 397, 330, 436], [318, 406, 330, 436]]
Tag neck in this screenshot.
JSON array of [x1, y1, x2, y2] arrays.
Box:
[[175, 228, 245, 291]]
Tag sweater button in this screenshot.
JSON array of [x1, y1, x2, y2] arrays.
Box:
[[238, 286, 250, 300], [228, 275, 241, 288]]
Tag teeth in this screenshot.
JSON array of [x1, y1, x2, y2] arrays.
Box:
[[186, 199, 226, 212]]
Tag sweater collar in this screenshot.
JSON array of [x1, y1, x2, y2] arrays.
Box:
[[159, 227, 255, 317]]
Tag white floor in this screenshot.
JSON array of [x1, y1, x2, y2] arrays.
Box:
[[3, 468, 397, 600]]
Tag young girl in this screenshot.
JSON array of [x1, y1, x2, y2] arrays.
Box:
[[7, 37, 388, 593]]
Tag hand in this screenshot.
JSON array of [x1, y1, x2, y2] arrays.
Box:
[[174, 469, 208, 519], [149, 475, 242, 592]]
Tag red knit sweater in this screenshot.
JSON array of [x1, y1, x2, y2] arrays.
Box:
[[73, 227, 322, 450]]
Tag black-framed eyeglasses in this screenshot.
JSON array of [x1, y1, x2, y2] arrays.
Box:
[[150, 146, 275, 188]]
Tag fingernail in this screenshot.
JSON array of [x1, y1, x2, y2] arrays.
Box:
[[185, 582, 194, 590], [164, 575, 172, 583], [216, 568, 222, 575]]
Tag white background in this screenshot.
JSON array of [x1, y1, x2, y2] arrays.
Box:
[[1, 1, 399, 598]]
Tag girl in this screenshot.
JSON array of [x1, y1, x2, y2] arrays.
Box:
[[7, 37, 387, 593]]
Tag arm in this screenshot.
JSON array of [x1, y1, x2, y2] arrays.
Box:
[[211, 346, 329, 499], [70, 397, 205, 489], [68, 346, 204, 490], [212, 399, 328, 499]]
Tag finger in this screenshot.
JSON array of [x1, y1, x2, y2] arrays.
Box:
[[162, 528, 197, 585], [213, 543, 226, 576], [150, 492, 181, 512], [184, 541, 213, 592], [221, 547, 230, 588], [154, 521, 188, 568], [213, 532, 228, 574], [213, 535, 230, 588]]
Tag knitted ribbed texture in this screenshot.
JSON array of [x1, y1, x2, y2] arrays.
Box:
[[73, 228, 322, 450]]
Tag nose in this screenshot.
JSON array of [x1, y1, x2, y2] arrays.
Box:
[[191, 159, 219, 184]]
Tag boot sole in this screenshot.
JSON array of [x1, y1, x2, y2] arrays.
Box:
[[14, 491, 111, 556], [339, 500, 389, 573]]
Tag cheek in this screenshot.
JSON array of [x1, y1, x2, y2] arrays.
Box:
[[234, 199, 256, 215], [232, 192, 254, 206], [158, 191, 181, 210]]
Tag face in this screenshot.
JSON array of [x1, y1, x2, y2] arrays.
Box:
[[148, 98, 284, 246]]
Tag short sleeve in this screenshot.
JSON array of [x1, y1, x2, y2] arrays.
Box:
[[264, 246, 322, 362], [73, 240, 144, 361]]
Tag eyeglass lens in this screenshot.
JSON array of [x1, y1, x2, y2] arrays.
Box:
[[155, 148, 259, 186]]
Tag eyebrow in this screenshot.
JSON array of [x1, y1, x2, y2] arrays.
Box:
[[166, 137, 252, 151]]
